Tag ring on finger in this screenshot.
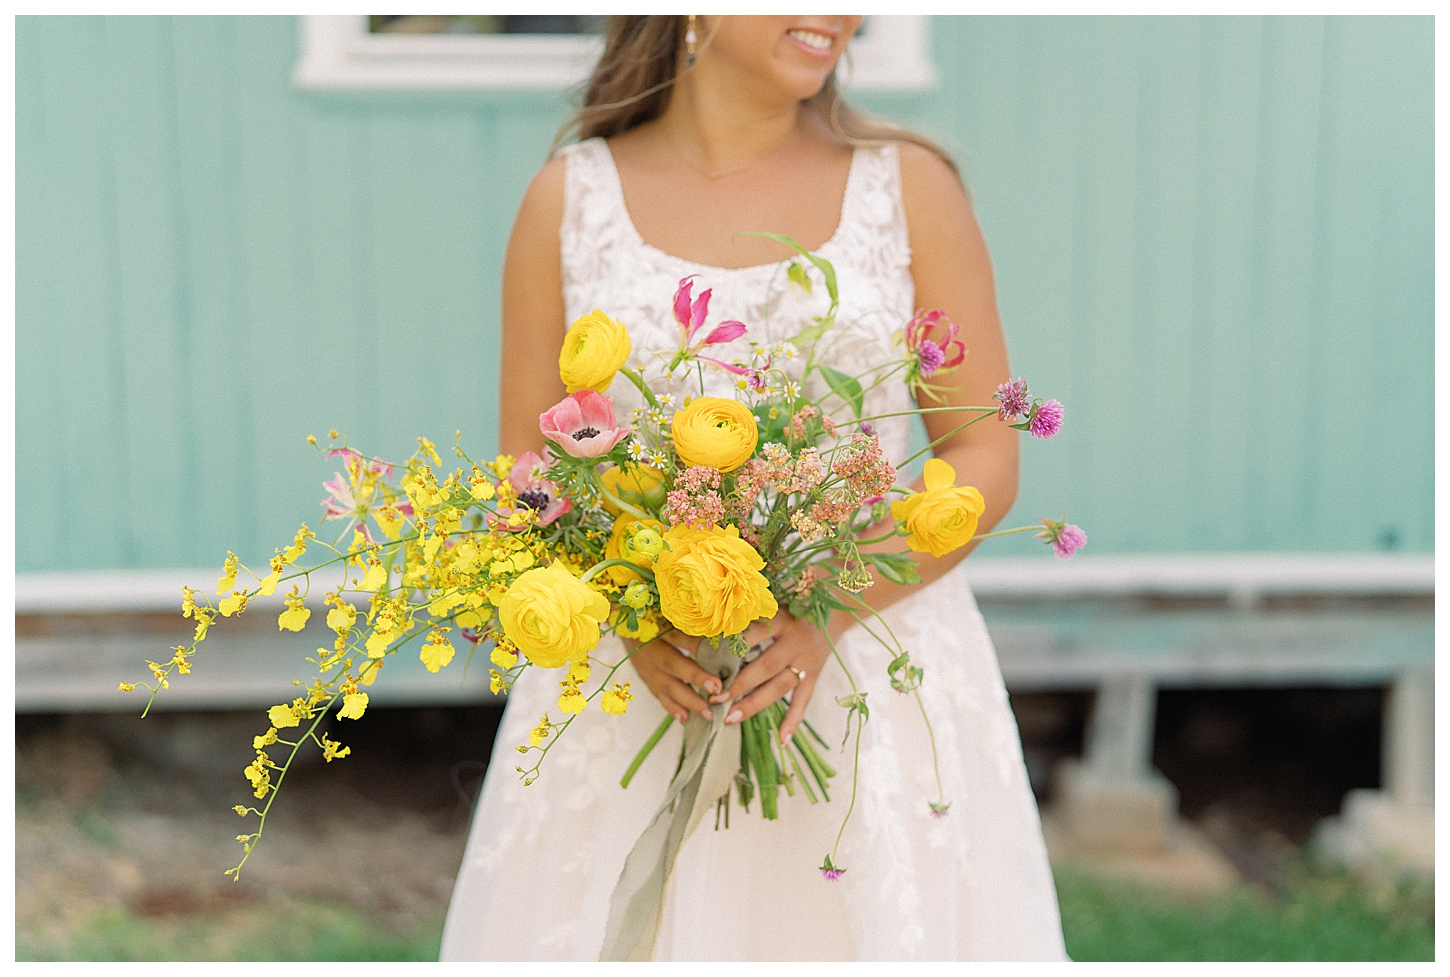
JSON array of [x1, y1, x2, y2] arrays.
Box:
[[788, 666, 807, 682]]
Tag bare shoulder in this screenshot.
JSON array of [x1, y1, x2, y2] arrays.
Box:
[[895, 140, 974, 239], [514, 153, 568, 232]]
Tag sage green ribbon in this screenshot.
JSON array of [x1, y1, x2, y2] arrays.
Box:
[[598, 636, 748, 961]]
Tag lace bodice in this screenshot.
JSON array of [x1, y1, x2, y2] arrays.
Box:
[[559, 137, 918, 464]]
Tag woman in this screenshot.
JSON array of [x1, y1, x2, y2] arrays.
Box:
[[441, 16, 1067, 961]]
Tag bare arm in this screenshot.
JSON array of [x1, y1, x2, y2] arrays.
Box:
[[499, 157, 570, 458]]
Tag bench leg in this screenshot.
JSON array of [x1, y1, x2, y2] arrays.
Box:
[[1052, 673, 1180, 853], [1315, 665, 1434, 874]]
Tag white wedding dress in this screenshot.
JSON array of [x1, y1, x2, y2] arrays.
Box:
[[440, 138, 1068, 961]]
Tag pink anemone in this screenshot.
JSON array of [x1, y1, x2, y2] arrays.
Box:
[[539, 390, 632, 459], [501, 451, 572, 527]]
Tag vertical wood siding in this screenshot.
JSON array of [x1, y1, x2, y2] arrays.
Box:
[[15, 15, 1432, 571]]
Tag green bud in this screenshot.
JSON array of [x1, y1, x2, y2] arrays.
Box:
[[622, 581, 653, 610], [629, 527, 666, 558]]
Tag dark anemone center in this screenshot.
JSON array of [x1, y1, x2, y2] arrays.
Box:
[[517, 489, 550, 510], [571, 426, 601, 441]]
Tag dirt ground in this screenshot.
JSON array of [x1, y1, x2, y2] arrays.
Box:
[[14, 686, 1390, 959], [15, 706, 501, 958]]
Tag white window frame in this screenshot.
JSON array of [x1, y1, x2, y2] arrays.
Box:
[[292, 15, 939, 92]]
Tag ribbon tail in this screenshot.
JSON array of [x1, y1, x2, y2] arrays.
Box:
[[599, 638, 745, 961]]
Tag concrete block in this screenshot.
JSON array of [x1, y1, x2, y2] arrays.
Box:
[[1314, 788, 1434, 876], [1052, 757, 1180, 854]]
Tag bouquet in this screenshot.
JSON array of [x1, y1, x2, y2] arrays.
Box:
[[122, 237, 1082, 956]]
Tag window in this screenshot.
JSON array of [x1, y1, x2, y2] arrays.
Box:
[[293, 15, 938, 92]]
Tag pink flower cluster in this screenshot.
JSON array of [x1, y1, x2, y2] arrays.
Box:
[[788, 565, 824, 600], [831, 433, 897, 501], [786, 405, 837, 442], [662, 465, 725, 529], [808, 489, 856, 530], [727, 444, 826, 519]]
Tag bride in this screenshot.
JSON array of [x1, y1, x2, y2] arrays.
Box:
[[441, 15, 1067, 961]]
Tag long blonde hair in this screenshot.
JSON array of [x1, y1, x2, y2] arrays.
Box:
[[552, 15, 960, 182]]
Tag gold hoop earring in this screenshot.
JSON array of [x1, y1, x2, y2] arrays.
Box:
[[684, 15, 698, 68]]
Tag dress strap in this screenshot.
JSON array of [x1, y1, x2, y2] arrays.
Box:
[[830, 141, 913, 277], [559, 138, 637, 307]]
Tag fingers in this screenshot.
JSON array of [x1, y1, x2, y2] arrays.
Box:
[[632, 638, 723, 723], [778, 673, 819, 742], [714, 633, 797, 704], [725, 666, 801, 725]]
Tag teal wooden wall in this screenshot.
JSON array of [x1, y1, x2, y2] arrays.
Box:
[[15, 15, 1433, 572]]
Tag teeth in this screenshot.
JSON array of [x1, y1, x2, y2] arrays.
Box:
[[788, 29, 831, 51]]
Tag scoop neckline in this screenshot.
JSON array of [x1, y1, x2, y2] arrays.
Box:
[[593, 137, 862, 275]]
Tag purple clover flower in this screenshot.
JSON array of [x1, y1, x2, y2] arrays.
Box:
[[994, 378, 1030, 420], [1037, 517, 1086, 559], [1053, 524, 1087, 559], [917, 339, 946, 377], [1028, 399, 1063, 439]]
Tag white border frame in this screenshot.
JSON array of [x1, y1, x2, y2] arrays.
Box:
[[292, 15, 939, 92]]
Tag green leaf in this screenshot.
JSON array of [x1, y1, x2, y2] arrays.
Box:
[[818, 364, 864, 418], [788, 314, 833, 346], [737, 232, 838, 307], [864, 551, 922, 586], [786, 261, 813, 294]]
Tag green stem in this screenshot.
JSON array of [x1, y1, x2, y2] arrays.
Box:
[[853, 404, 999, 426], [914, 689, 945, 807], [897, 412, 999, 469], [831, 706, 864, 864], [620, 715, 675, 788], [580, 558, 656, 585], [971, 525, 1045, 542], [618, 365, 660, 410]]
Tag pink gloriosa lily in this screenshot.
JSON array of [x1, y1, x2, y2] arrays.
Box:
[[319, 448, 412, 541], [670, 275, 748, 371], [540, 390, 634, 459], [904, 309, 966, 377]]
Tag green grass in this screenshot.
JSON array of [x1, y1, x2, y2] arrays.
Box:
[[1057, 862, 1435, 961], [18, 863, 1432, 961], [16, 900, 445, 962]]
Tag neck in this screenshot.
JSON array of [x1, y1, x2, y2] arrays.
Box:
[[656, 59, 809, 178]]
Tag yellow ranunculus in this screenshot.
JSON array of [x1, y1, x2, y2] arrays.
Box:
[[654, 524, 778, 638], [604, 513, 667, 585], [499, 561, 610, 668], [671, 397, 759, 473], [599, 463, 666, 515], [890, 458, 986, 558], [559, 309, 632, 394]]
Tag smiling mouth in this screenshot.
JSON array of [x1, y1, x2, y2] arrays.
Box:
[[787, 28, 833, 52]]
